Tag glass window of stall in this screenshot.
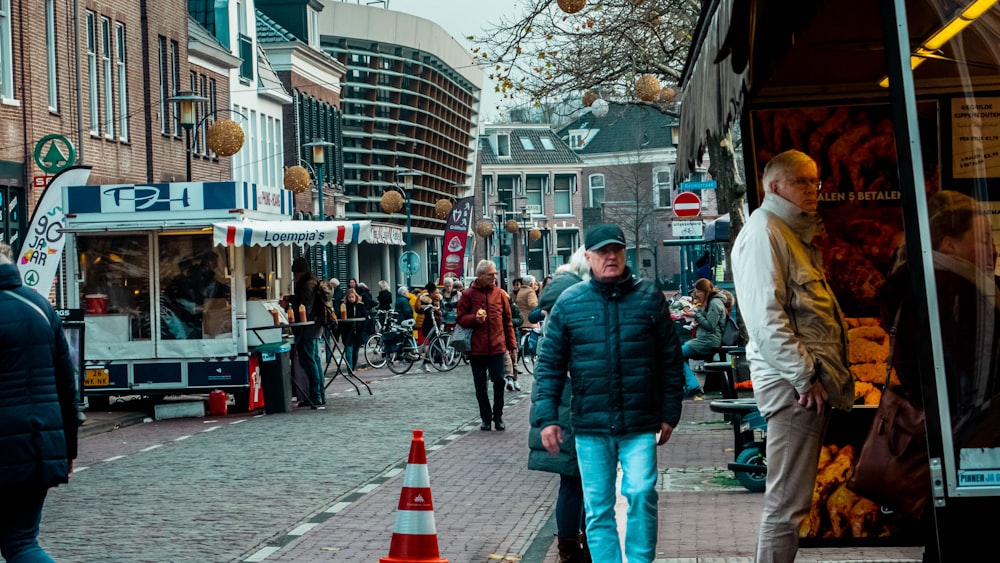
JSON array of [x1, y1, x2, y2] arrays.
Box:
[[78, 234, 152, 341], [157, 233, 231, 340]]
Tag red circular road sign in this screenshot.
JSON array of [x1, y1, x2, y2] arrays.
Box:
[[672, 191, 703, 217]]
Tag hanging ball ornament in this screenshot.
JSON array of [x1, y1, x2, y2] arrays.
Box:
[[435, 199, 453, 219], [635, 74, 661, 102], [475, 219, 495, 238], [658, 86, 676, 103], [283, 165, 311, 193], [582, 90, 598, 107], [529, 228, 542, 241], [557, 0, 586, 14], [505, 219, 519, 233], [380, 190, 404, 214], [206, 119, 245, 157], [591, 98, 609, 118]]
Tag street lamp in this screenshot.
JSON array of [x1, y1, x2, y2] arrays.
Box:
[[167, 91, 208, 181], [397, 169, 421, 288], [303, 139, 336, 279]]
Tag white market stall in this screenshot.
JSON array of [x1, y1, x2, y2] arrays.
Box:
[[61, 179, 371, 407]]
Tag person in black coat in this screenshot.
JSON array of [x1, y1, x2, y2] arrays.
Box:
[[377, 280, 393, 311], [0, 243, 78, 562], [340, 288, 367, 370]]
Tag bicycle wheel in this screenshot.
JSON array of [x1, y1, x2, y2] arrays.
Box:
[[520, 333, 536, 375], [364, 333, 386, 368], [428, 333, 461, 372], [386, 338, 415, 374]]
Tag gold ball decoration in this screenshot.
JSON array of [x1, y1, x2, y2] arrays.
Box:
[[206, 119, 245, 157], [505, 219, 519, 234], [475, 219, 495, 238], [557, 0, 586, 14], [658, 87, 676, 103], [434, 199, 453, 219], [635, 74, 661, 101], [582, 90, 598, 107], [283, 165, 311, 193], [380, 190, 404, 214], [529, 228, 542, 241]]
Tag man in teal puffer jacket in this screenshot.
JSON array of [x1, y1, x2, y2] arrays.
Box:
[[533, 223, 685, 563]]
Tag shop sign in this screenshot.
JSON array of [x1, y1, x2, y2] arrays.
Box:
[[371, 224, 405, 245]]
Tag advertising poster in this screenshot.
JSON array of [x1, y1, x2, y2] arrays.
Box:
[[951, 96, 1000, 179], [439, 197, 474, 283]]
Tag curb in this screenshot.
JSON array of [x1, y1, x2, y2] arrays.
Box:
[[78, 411, 148, 440]]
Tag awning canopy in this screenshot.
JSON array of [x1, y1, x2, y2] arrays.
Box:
[[213, 220, 373, 247]]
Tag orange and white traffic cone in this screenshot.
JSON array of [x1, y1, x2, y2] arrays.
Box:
[[380, 429, 448, 563]]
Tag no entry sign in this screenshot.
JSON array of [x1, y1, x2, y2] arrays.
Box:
[[672, 191, 703, 217]]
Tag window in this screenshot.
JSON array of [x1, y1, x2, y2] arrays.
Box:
[[307, 8, 319, 48], [87, 11, 99, 134], [525, 175, 544, 215], [653, 167, 672, 208], [520, 137, 534, 150], [569, 131, 586, 149], [496, 176, 515, 212], [540, 137, 555, 150], [101, 17, 114, 138], [171, 40, 180, 136], [554, 175, 573, 215], [45, 0, 58, 110], [589, 174, 605, 207], [495, 134, 510, 157], [0, 0, 12, 100], [115, 22, 128, 140], [555, 230, 578, 265], [158, 35, 168, 134]]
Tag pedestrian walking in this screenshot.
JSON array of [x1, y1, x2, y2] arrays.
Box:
[[456, 260, 517, 431], [0, 242, 79, 562], [527, 245, 591, 562], [533, 223, 685, 563], [288, 257, 326, 407], [732, 149, 854, 563], [340, 288, 367, 370]]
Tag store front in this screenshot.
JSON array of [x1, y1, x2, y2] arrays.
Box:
[[678, 0, 1000, 557]]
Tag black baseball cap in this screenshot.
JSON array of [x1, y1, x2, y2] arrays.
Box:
[[585, 223, 626, 251]]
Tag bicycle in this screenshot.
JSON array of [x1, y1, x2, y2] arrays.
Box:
[[363, 310, 400, 369], [424, 316, 461, 372], [380, 318, 421, 374], [518, 324, 542, 375]]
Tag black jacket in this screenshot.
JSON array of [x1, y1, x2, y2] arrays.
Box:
[[0, 263, 78, 491], [533, 268, 685, 435]]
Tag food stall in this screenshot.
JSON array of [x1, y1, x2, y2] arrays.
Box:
[[677, 0, 1000, 557], [60, 179, 371, 409]]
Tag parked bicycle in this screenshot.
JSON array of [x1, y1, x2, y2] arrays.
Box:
[[518, 324, 542, 375]]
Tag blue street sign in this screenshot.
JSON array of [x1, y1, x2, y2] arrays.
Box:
[[680, 180, 717, 190]]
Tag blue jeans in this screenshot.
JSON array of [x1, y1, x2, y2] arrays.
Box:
[[296, 337, 324, 404], [576, 432, 658, 563], [681, 343, 701, 393], [0, 487, 55, 563], [556, 474, 586, 539]]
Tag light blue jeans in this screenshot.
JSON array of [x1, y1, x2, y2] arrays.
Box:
[[0, 487, 56, 563], [681, 343, 701, 393], [575, 432, 658, 563]]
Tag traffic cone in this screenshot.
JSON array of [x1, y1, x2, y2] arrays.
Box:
[[380, 429, 448, 563]]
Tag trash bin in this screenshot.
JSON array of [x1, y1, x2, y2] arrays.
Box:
[[256, 341, 292, 414]]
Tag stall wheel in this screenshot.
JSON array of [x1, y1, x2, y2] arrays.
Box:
[[735, 443, 767, 492]]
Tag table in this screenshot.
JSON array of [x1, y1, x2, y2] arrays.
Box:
[[323, 317, 372, 395]]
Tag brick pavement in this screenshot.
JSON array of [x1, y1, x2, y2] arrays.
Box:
[[69, 370, 927, 563]]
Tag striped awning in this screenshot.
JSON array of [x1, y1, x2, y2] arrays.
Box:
[[213, 220, 372, 247]]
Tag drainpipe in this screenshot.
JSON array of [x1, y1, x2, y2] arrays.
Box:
[[74, 0, 84, 163]]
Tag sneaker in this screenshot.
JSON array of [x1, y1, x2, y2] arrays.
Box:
[[513, 379, 522, 392], [686, 387, 704, 400], [504, 376, 515, 392]]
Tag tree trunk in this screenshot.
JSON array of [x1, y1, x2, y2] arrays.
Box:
[[705, 129, 746, 283]]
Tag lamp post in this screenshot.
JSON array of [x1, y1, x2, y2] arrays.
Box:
[[167, 91, 208, 181], [520, 208, 532, 278], [303, 139, 336, 279], [397, 170, 421, 288]]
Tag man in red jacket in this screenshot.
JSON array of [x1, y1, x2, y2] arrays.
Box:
[[456, 260, 517, 431]]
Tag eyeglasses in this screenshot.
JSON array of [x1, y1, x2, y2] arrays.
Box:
[[789, 177, 823, 191]]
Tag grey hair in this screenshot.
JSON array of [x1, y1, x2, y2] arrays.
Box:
[[521, 274, 536, 285], [398, 286, 409, 297], [555, 245, 591, 281], [330, 278, 341, 287], [0, 242, 11, 265], [762, 149, 815, 194], [475, 259, 495, 275]]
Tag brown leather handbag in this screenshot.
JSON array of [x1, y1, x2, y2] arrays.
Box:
[[847, 306, 930, 519]]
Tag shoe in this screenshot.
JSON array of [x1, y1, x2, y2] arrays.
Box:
[[686, 387, 704, 400], [513, 380, 522, 392], [504, 376, 515, 391], [494, 419, 506, 431], [480, 422, 492, 431]]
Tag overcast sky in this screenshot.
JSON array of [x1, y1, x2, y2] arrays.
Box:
[[383, 0, 519, 120]]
